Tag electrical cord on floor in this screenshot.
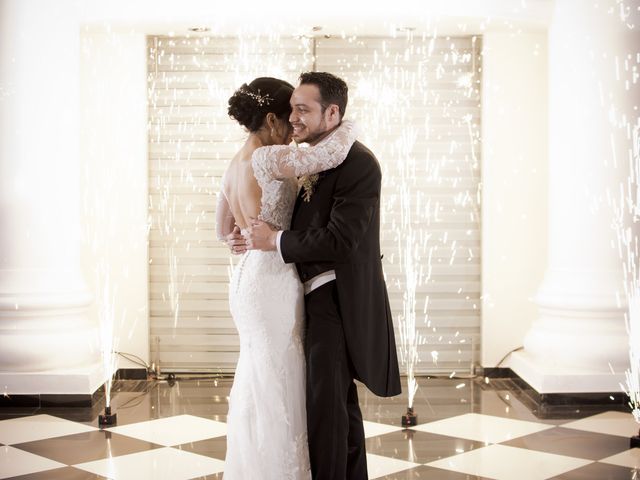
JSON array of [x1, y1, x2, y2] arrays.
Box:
[[406, 346, 525, 382], [494, 346, 524, 368], [108, 351, 233, 389], [115, 351, 151, 370], [112, 346, 522, 385]]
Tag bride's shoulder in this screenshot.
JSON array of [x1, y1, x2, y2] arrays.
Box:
[[224, 150, 260, 186], [231, 144, 257, 163]]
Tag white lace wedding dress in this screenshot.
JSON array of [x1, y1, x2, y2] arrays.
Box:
[[217, 121, 356, 480]]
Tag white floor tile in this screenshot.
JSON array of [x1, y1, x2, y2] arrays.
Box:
[[0, 414, 97, 445], [366, 453, 421, 479], [74, 447, 225, 480], [0, 445, 66, 479], [412, 413, 554, 444], [562, 411, 639, 438], [427, 444, 592, 480], [363, 421, 403, 439], [600, 447, 640, 469], [106, 414, 227, 446]]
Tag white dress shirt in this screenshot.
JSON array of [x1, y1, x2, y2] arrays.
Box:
[[276, 231, 336, 295]]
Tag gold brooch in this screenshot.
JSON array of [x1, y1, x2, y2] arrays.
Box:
[[300, 174, 320, 202]]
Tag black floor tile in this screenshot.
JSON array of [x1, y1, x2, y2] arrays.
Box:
[[366, 429, 485, 464], [548, 461, 640, 479], [174, 436, 227, 460], [377, 465, 493, 479], [11, 430, 163, 465], [3, 466, 108, 479], [501, 427, 631, 461]]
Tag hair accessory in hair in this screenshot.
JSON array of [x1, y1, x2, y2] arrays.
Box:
[[237, 87, 273, 107]]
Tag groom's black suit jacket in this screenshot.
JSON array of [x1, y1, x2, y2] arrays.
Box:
[[281, 140, 402, 398]]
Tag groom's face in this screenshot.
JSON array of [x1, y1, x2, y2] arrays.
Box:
[[289, 84, 338, 145]]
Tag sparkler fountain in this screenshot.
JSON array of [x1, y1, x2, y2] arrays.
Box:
[[355, 32, 482, 426], [98, 273, 118, 426], [620, 123, 640, 448], [397, 124, 422, 426], [311, 31, 482, 425]]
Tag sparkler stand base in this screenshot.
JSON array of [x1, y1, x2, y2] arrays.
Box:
[[401, 407, 418, 427], [99, 406, 117, 427], [631, 435, 640, 449]]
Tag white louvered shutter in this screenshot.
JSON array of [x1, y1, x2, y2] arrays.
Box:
[[147, 34, 482, 375], [147, 36, 313, 372], [314, 35, 482, 374]]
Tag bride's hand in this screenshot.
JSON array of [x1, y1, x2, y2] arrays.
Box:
[[226, 226, 247, 255], [246, 218, 278, 251]]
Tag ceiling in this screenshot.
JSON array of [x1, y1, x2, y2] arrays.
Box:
[[78, 0, 554, 36]]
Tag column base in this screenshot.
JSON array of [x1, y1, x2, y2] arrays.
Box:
[[0, 362, 107, 397], [509, 350, 625, 393]]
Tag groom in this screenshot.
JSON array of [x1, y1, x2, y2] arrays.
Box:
[[241, 71, 401, 480]]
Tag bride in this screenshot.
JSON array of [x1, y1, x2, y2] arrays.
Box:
[[215, 77, 356, 479]]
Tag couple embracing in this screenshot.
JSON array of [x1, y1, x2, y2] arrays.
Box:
[[216, 72, 401, 480]]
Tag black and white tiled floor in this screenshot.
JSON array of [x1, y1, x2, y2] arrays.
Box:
[[1, 377, 639, 479]]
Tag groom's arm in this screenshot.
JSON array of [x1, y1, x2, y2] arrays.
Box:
[[280, 152, 380, 264]]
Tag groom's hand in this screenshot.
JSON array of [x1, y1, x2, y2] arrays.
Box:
[[226, 226, 247, 255], [246, 218, 277, 251]]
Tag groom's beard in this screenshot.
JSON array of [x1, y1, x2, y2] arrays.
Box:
[[294, 118, 330, 146]]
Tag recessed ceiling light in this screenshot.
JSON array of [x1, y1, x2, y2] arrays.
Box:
[[188, 27, 210, 33]]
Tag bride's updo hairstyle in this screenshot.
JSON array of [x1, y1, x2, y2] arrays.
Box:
[[228, 77, 294, 132]]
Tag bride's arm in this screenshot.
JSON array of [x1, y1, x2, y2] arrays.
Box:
[[251, 119, 357, 181], [215, 190, 236, 242]]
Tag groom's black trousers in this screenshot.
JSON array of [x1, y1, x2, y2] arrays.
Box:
[[304, 281, 368, 480]]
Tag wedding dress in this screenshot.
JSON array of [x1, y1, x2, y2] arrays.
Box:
[[217, 121, 356, 480]]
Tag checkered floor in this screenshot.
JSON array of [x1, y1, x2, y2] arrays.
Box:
[[0, 378, 638, 479]]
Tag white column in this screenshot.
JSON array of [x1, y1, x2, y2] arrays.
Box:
[[510, 0, 640, 393], [0, 0, 105, 394]]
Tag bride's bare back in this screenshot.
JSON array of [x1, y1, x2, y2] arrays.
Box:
[[223, 141, 262, 231]]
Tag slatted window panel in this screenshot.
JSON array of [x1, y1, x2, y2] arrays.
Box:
[[147, 36, 314, 372], [314, 35, 482, 374], [148, 35, 482, 375]]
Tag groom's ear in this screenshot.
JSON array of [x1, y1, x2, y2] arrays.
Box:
[[325, 104, 341, 127]]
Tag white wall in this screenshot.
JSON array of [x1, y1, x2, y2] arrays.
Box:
[[80, 32, 150, 372], [481, 31, 548, 367]]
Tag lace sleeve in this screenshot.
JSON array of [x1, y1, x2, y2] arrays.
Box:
[[215, 189, 236, 242], [251, 119, 357, 182]]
